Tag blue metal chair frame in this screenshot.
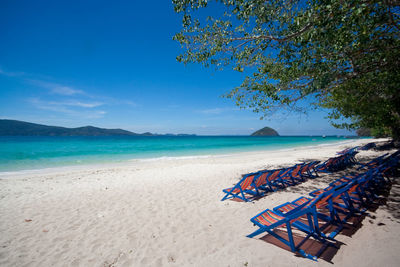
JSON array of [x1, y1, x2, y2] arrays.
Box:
[[247, 187, 349, 261]]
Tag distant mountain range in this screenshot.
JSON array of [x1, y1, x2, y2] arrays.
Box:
[[250, 126, 279, 136], [0, 120, 195, 136]]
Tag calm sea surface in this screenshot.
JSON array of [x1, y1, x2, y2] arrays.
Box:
[[0, 136, 359, 172]]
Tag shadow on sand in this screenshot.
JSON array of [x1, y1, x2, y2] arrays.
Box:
[[241, 144, 400, 262]]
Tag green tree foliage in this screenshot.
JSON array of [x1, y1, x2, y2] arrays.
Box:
[[172, 0, 400, 139]]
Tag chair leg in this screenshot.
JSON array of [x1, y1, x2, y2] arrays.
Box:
[[246, 228, 268, 238]]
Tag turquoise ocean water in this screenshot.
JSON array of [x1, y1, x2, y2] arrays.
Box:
[[0, 136, 359, 172]]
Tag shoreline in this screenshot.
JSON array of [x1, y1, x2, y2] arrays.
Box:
[[0, 137, 376, 178], [1, 137, 398, 266]]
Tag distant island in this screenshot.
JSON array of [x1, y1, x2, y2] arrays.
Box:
[[251, 126, 279, 136], [0, 120, 196, 137]]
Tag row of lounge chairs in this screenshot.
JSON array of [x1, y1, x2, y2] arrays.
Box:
[[359, 142, 377, 151], [336, 146, 359, 155], [316, 150, 358, 173], [222, 149, 358, 202], [221, 161, 320, 202], [336, 142, 376, 155], [246, 149, 399, 261]]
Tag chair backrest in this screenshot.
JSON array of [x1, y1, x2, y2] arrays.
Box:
[[310, 161, 320, 168], [306, 183, 349, 209], [330, 182, 355, 203], [331, 157, 340, 164], [368, 153, 389, 165], [278, 167, 293, 178], [338, 148, 351, 155], [239, 174, 255, 189], [347, 181, 361, 194], [342, 169, 374, 194], [267, 169, 281, 181], [291, 164, 303, 177], [319, 158, 335, 169], [255, 172, 268, 187], [300, 162, 315, 174], [293, 196, 310, 206], [330, 179, 347, 187], [304, 193, 329, 209], [361, 142, 376, 150], [360, 168, 380, 185]]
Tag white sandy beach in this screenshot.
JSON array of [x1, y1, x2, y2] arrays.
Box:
[[0, 138, 399, 267]]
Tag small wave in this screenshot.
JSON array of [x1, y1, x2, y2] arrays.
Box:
[[131, 154, 219, 162]]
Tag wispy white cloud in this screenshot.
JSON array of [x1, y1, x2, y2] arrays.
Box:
[[28, 78, 138, 106], [28, 98, 103, 108], [51, 86, 84, 96], [107, 98, 137, 107], [28, 97, 74, 114], [0, 67, 26, 77], [28, 79, 85, 96], [2, 66, 138, 121], [62, 100, 103, 108], [27, 97, 107, 119]]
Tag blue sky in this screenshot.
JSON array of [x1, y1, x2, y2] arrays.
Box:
[[0, 0, 354, 136]]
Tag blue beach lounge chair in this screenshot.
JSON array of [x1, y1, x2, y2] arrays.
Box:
[[247, 188, 345, 260], [263, 169, 286, 191], [277, 166, 297, 187], [289, 161, 320, 181], [359, 142, 376, 151], [296, 161, 320, 179], [357, 153, 389, 170], [221, 173, 260, 202], [288, 163, 305, 183], [244, 171, 272, 197]]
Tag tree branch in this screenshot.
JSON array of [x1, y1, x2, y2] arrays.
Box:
[[229, 23, 313, 43]]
